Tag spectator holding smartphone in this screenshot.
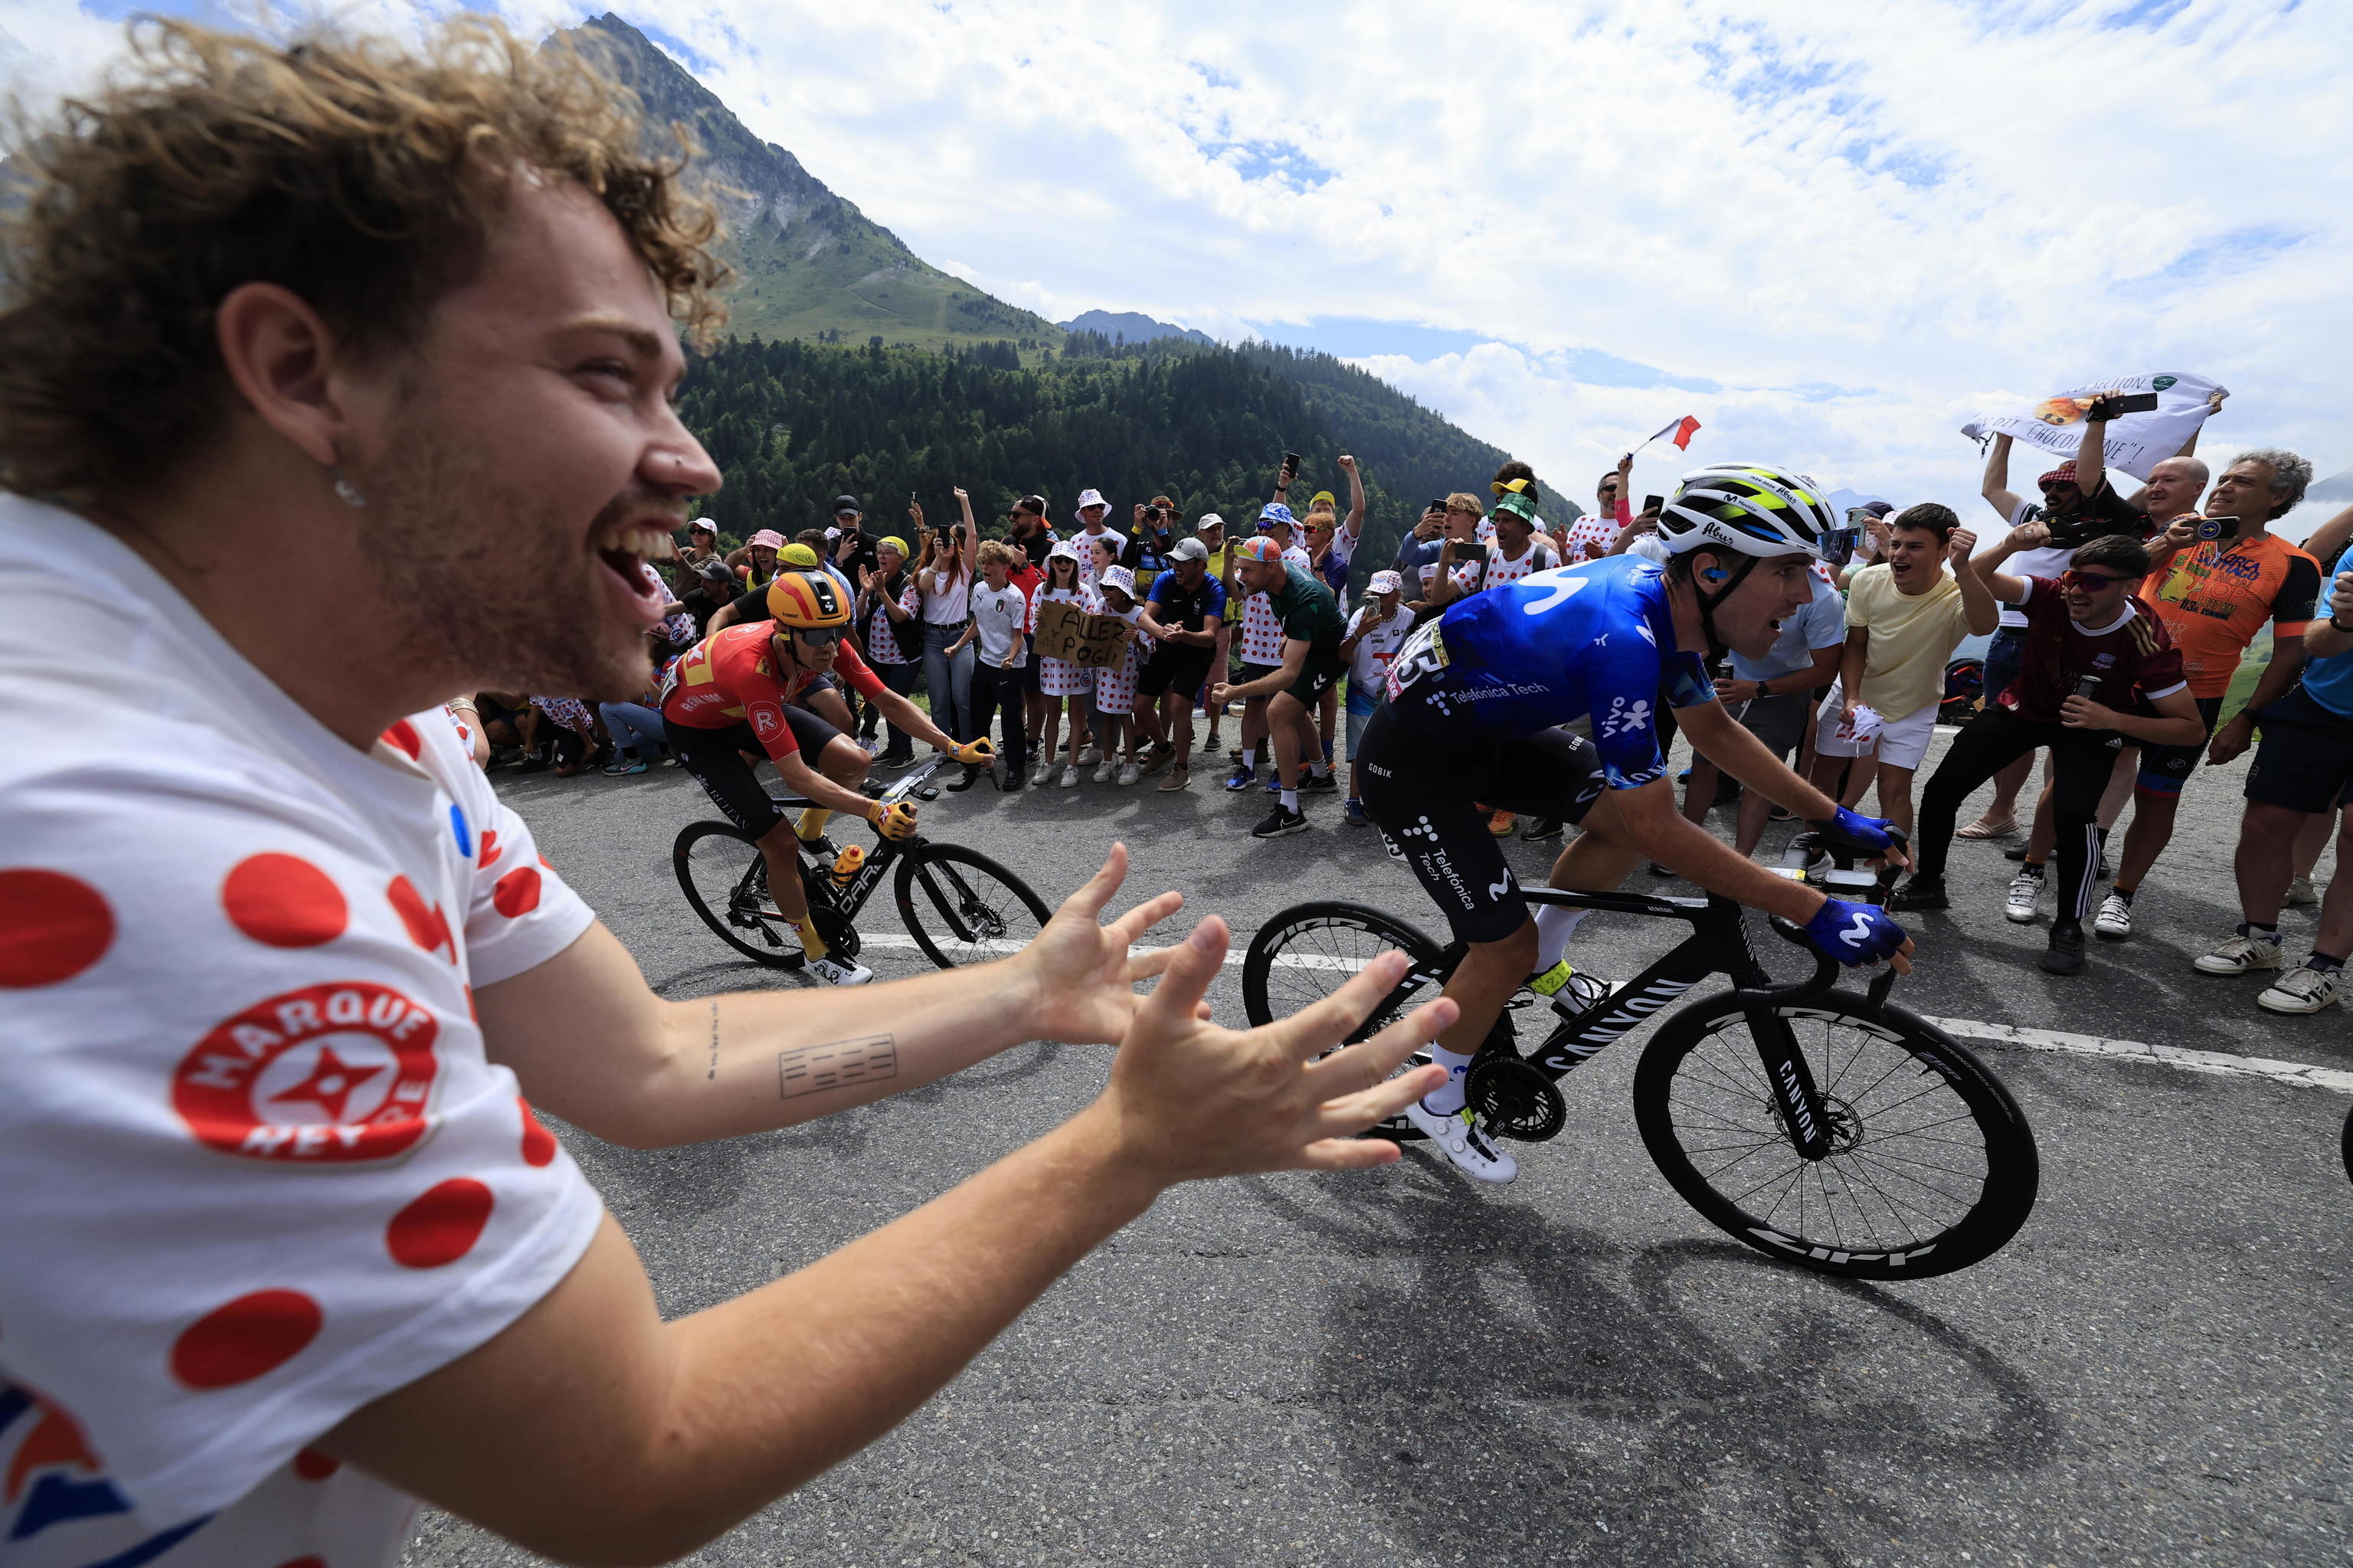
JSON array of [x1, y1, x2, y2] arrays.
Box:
[[856, 535, 922, 765], [914, 490, 980, 748], [2095, 449, 2322, 938], [1338, 570, 1415, 827], [957, 541, 1031, 792]]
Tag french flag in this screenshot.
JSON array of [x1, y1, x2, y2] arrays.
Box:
[[1648, 414, 1702, 451]]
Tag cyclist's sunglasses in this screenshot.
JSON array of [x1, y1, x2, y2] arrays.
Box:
[[790, 626, 844, 647], [2060, 569, 2130, 591]]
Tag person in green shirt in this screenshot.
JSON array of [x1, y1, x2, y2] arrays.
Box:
[[1209, 538, 1347, 837]]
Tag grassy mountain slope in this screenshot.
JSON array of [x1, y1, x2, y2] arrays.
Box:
[[558, 14, 1061, 352], [683, 331, 1530, 568]]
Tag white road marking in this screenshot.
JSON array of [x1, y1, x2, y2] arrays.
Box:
[[859, 935, 2351, 1094]]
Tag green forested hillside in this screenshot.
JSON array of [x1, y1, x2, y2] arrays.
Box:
[[680, 332, 1526, 567]]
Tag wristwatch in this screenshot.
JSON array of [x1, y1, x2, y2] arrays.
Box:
[[2332, 614, 2353, 634]]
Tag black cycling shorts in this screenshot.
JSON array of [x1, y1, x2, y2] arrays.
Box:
[[1356, 705, 1608, 944], [2243, 687, 2353, 815], [1139, 644, 1214, 701], [665, 706, 846, 837], [2135, 695, 2224, 795]]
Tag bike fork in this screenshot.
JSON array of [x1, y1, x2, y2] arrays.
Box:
[[1747, 1007, 1834, 1161]]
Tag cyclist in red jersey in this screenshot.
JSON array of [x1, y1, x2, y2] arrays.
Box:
[[662, 571, 991, 983]]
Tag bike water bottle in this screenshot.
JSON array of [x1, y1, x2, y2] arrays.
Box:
[[829, 843, 865, 889]]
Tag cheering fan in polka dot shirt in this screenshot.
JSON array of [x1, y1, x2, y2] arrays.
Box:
[[0, 18, 1454, 1568]]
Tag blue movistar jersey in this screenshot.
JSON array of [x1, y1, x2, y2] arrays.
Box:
[[1383, 555, 1713, 789]]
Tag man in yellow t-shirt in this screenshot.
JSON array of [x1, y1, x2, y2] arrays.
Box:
[[1807, 502, 2001, 836]]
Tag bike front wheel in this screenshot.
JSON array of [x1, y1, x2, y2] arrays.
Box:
[[894, 842, 1052, 968], [673, 820, 804, 969], [1239, 901, 1446, 1036], [1632, 990, 2037, 1281]]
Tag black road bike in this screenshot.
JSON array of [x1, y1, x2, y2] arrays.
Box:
[[1242, 866, 2040, 1281], [674, 755, 1052, 971]]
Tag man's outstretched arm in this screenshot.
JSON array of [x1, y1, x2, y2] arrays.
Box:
[[325, 922, 1455, 1568], [480, 848, 1182, 1149]]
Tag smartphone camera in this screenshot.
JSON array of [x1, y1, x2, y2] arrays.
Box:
[[2195, 516, 2241, 543]]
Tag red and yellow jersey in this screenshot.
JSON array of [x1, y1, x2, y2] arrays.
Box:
[[659, 623, 887, 760], [2141, 535, 2322, 698]]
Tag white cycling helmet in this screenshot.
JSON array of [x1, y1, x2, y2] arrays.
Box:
[[1657, 463, 1837, 559]]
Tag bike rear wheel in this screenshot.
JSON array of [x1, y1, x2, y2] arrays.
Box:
[[1239, 901, 1446, 1036], [895, 842, 1052, 968], [1632, 991, 2037, 1280], [673, 820, 806, 969]]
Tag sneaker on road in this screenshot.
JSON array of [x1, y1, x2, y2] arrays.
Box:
[[1091, 760, 1113, 784], [2004, 869, 2044, 924], [1343, 798, 1370, 827], [1487, 810, 1517, 837], [1301, 772, 1340, 793], [1223, 765, 1257, 791], [807, 954, 873, 986], [1402, 1098, 1517, 1184], [2285, 876, 2320, 908], [1520, 817, 1564, 842], [2040, 923, 2086, 976], [2256, 962, 2341, 1014], [2194, 931, 2284, 975], [1075, 743, 1099, 766], [2093, 892, 2133, 940], [1891, 874, 1949, 912], [1030, 761, 1052, 787], [1059, 764, 1081, 789], [1157, 765, 1192, 792], [1116, 761, 1142, 786], [1251, 804, 1310, 838]]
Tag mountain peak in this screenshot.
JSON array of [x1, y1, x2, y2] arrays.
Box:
[[550, 13, 1055, 350], [1059, 309, 1214, 347]]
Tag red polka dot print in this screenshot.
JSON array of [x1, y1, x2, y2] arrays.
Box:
[[492, 866, 542, 918], [385, 1177, 495, 1268], [386, 876, 453, 961], [169, 1290, 322, 1389], [381, 720, 421, 758], [0, 869, 113, 988], [519, 1097, 558, 1167], [293, 1448, 341, 1481], [221, 854, 348, 948], [477, 829, 502, 868]]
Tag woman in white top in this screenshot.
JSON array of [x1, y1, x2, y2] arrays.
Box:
[[949, 540, 1031, 793], [1031, 542, 1092, 787], [913, 488, 980, 748]]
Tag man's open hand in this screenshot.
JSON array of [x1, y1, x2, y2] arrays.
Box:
[[1016, 844, 1186, 1046], [1088, 915, 1454, 1183]]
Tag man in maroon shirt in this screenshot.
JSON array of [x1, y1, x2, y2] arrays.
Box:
[[1896, 525, 2206, 974]]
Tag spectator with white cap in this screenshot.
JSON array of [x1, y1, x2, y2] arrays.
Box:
[[1088, 563, 1153, 784], [1193, 510, 1239, 757], [1135, 535, 1229, 790], [682, 516, 722, 566], [1339, 569, 1415, 827], [1072, 487, 1127, 558], [1030, 540, 1092, 787]]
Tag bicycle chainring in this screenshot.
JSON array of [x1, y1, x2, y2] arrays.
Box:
[[1468, 1056, 1567, 1143]]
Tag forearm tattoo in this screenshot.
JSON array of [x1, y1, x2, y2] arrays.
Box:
[[777, 1034, 898, 1100], [706, 1000, 720, 1081]]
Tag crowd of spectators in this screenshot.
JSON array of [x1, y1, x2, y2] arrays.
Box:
[[476, 408, 2352, 1016]]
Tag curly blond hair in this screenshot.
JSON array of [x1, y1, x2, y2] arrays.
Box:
[[0, 16, 730, 502]]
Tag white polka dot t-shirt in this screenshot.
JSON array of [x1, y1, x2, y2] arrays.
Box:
[[1237, 545, 1314, 666], [0, 498, 601, 1568]]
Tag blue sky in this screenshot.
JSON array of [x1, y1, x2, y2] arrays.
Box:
[[5, 0, 2347, 523]]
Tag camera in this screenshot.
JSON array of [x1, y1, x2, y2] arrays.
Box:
[[2195, 516, 2241, 543], [2084, 392, 2161, 422], [2024, 503, 2103, 552]]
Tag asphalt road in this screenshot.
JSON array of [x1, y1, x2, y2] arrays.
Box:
[[407, 725, 2351, 1568]]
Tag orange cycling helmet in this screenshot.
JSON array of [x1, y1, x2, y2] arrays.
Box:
[[765, 571, 850, 630]]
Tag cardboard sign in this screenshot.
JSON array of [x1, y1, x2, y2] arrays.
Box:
[[1962, 372, 2226, 482], [1034, 598, 1134, 669]]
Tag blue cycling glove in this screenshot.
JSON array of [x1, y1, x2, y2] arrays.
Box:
[[1808, 806, 1900, 858], [1801, 897, 1909, 967]]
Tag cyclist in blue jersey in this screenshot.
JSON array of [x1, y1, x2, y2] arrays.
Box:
[[1358, 463, 1916, 1182]]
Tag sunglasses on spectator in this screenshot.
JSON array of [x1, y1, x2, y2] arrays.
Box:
[[2060, 569, 2129, 591], [791, 627, 844, 647]]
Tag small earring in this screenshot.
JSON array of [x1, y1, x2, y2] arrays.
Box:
[[332, 466, 366, 509]]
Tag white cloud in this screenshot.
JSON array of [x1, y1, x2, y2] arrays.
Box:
[[8, 0, 2348, 516]]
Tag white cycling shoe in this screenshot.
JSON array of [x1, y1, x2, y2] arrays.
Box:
[[807, 954, 874, 986], [1402, 1098, 1517, 1184]]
